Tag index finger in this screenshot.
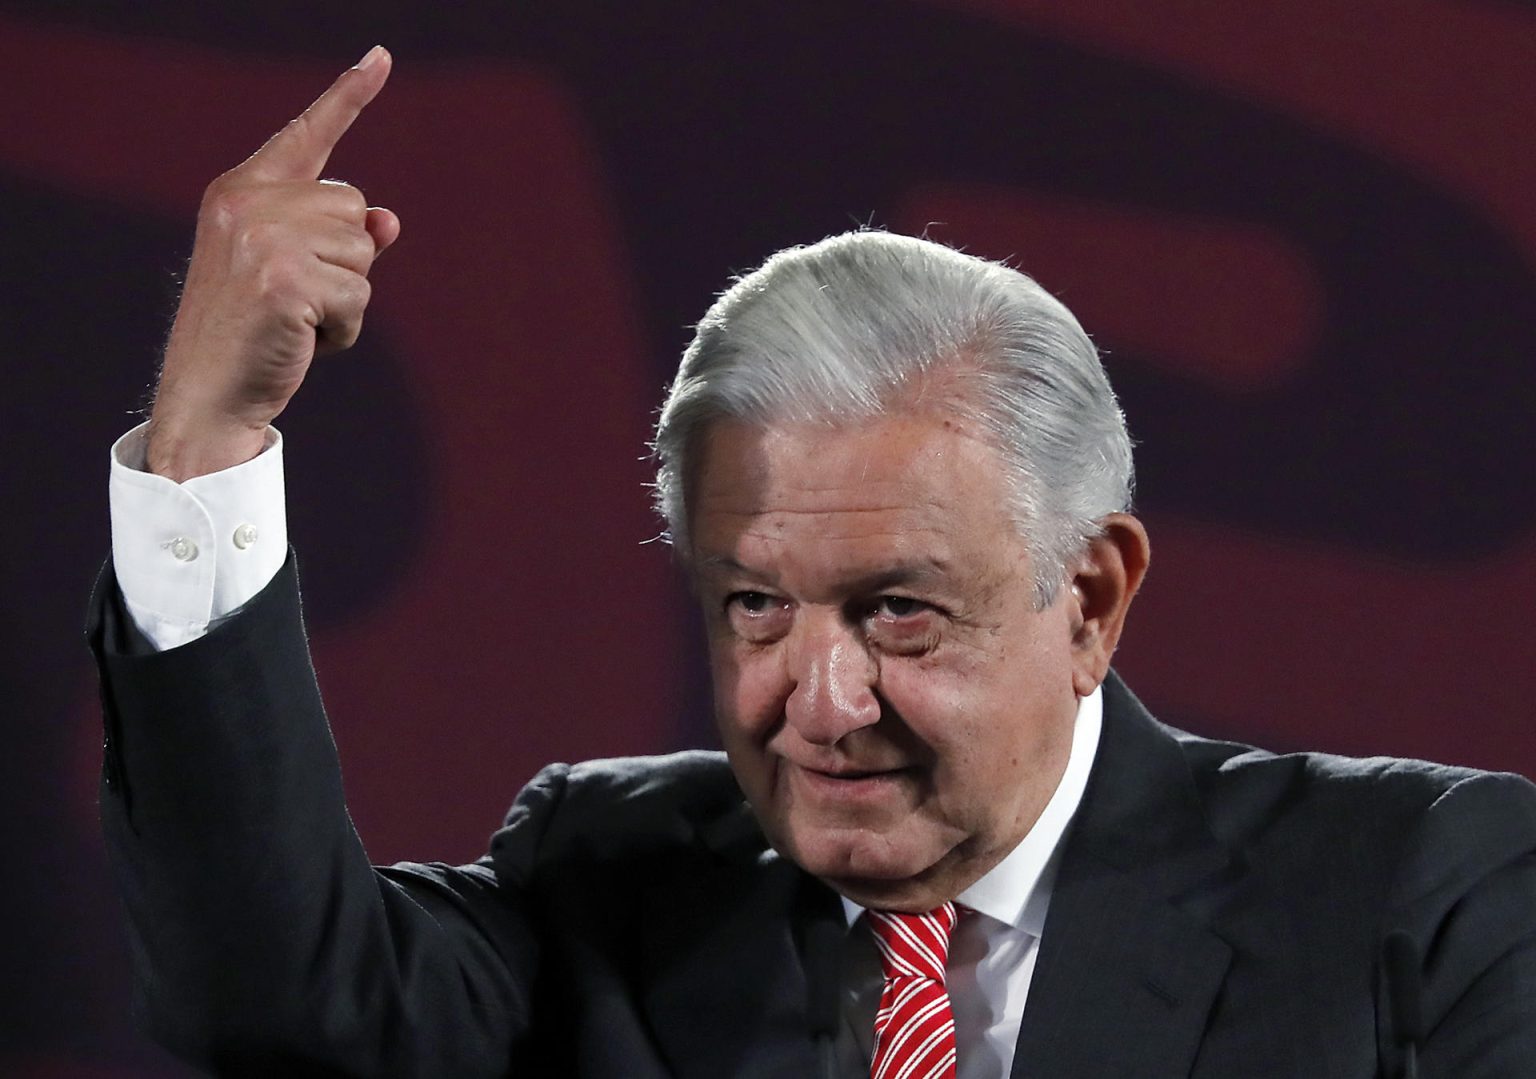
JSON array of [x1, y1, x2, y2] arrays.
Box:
[[243, 45, 392, 181]]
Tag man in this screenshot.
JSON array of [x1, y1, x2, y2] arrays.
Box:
[[92, 49, 1536, 1078]]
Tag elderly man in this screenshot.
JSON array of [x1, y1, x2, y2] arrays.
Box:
[[92, 50, 1536, 1078]]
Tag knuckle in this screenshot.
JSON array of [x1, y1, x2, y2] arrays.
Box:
[[324, 307, 366, 351], [254, 261, 304, 306], [348, 230, 379, 266], [235, 219, 281, 253], [319, 178, 368, 215], [234, 222, 308, 274], [339, 273, 372, 311], [198, 181, 251, 227], [333, 322, 363, 349]]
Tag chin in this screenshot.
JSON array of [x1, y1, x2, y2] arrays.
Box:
[[822, 868, 959, 913], [777, 822, 960, 908]]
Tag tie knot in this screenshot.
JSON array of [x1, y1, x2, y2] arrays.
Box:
[[867, 901, 960, 982]]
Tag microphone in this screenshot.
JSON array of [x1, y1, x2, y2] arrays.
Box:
[[805, 917, 843, 1079], [1382, 931, 1423, 1079]]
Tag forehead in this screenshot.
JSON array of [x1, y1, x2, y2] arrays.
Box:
[[688, 414, 1025, 583]]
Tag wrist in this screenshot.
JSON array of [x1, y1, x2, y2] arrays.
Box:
[[144, 413, 270, 482]]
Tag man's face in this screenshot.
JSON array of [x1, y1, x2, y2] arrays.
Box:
[[690, 412, 1082, 911]]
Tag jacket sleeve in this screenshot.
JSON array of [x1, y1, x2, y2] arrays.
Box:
[[90, 551, 545, 1078], [1384, 769, 1536, 1076]]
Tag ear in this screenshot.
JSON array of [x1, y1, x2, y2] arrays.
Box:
[[1066, 513, 1150, 697]]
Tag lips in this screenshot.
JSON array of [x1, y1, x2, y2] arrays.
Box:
[[810, 767, 904, 780], [788, 763, 917, 804], [790, 757, 912, 779]]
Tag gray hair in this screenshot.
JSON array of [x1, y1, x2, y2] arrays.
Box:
[[652, 230, 1133, 606]]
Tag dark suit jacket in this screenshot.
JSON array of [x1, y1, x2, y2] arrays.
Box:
[[90, 555, 1536, 1077]]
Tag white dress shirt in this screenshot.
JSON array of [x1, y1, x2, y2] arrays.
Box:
[[106, 422, 1102, 1076], [837, 688, 1101, 1078], [109, 422, 288, 650]]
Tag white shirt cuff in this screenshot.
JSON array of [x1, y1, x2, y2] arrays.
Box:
[[108, 421, 288, 651]]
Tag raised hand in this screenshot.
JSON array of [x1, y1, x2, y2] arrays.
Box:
[[146, 46, 399, 481]]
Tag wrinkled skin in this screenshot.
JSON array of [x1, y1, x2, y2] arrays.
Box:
[[690, 412, 1148, 911]]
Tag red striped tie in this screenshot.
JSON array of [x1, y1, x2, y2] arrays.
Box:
[[868, 902, 960, 1079]]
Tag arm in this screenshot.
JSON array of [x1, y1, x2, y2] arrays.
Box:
[[93, 553, 539, 1075], [95, 50, 539, 1074], [1384, 770, 1536, 1076], [113, 42, 397, 644]]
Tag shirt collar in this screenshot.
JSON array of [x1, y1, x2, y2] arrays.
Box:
[[840, 685, 1103, 937]]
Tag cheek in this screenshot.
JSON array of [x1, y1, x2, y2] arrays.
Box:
[[879, 635, 1074, 760], [877, 638, 1007, 726], [709, 645, 787, 743]]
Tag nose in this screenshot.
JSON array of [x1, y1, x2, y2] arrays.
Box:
[[784, 615, 880, 745]]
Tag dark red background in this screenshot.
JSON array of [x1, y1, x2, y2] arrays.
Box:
[[2, 2, 1533, 1073]]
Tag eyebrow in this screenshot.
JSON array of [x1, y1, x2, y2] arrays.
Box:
[[694, 555, 954, 594]]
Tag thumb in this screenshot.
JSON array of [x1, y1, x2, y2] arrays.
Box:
[[365, 206, 402, 258]]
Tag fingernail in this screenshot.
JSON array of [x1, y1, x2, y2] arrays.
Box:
[[356, 45, 386, 71]]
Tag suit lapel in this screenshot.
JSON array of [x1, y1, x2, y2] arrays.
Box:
[[639, 802, 844, 1078], [1012, 674, 1240, 1078]]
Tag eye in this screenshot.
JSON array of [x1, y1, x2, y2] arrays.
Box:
[[873, 595, 926, 619], [722, 590, 793, 643], [862, 595, 941, 655], [728, 590, 777, 615]]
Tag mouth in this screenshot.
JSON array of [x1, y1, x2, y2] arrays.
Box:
[[790, 763, 917, 802], [811, 767, 906, 780]]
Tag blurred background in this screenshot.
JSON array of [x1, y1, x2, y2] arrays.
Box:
[[2, 1, 1533, 1073]]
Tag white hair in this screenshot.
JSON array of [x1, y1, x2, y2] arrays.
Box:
[[652, 230, 1134, 606]]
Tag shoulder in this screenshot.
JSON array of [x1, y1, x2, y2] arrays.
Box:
[[1177, 727, 1536, 852], [1092, 680, 1536, 1065], [1101, 673, 1536, 890], [487, 751, 754, 884], [1144, 706, 1536, 906], [1163, 723, 1536, 1065]]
